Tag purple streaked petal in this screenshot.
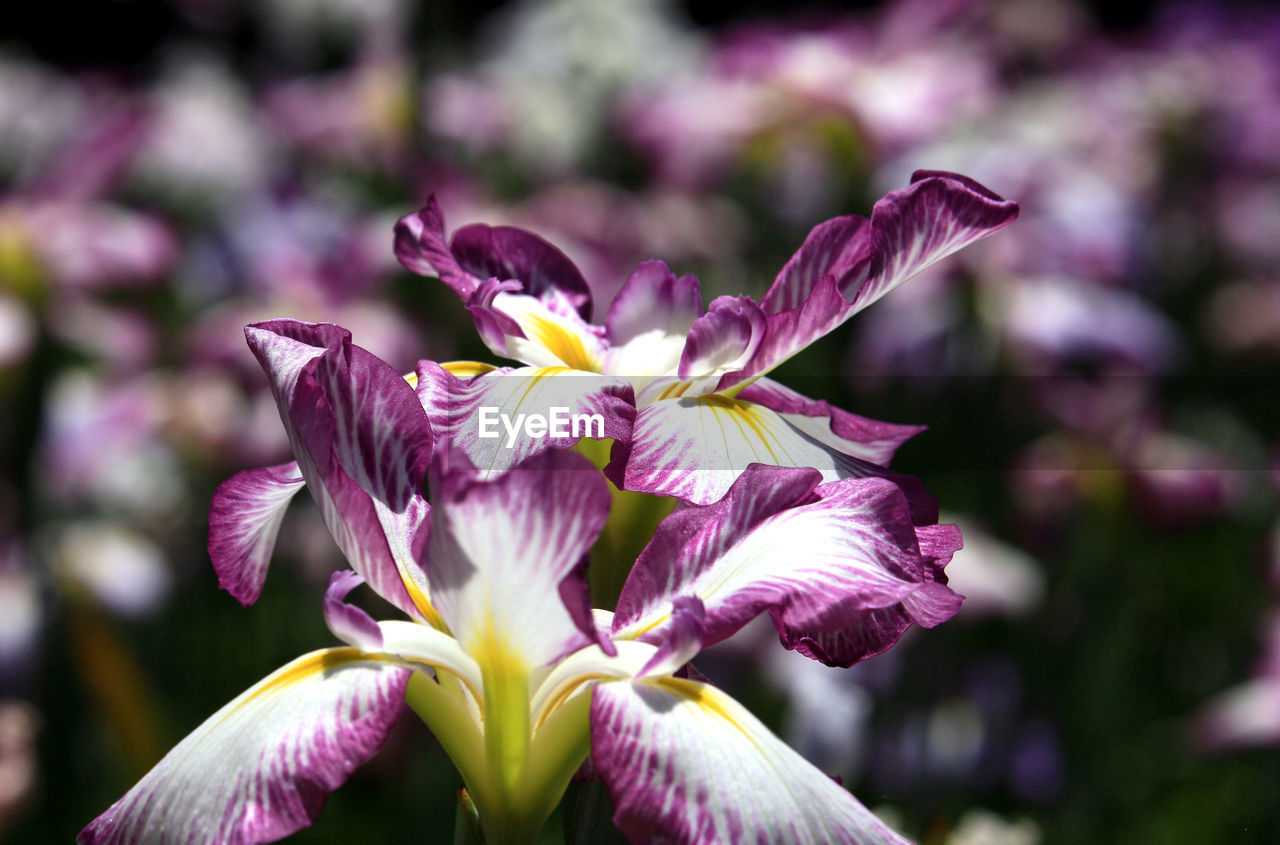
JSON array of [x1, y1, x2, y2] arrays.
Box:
[[611, 394, 939, 520], [737, 377, 925, 467], [324, 571, 383, 652], [677, 295, 767, 382], [450, 221, 593, 319], [603, 261, 702, 377], [208, 461, 305, 606], [590, 678, 910, 845], [466, 278, 527, 357], [615, 467, 956, 658], [760, 214, 874, 315], [416, 362, 634, 476], [856, 170, 1019, 316], [635, 596, 706, 678], [393, 196, 482, 298], [246, 320, 433, 620], [728, 171, 1018, 386], [79, 649, 410, 845], [424, 449, 611, 666]]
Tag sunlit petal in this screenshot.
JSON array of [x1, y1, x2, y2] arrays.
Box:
[[245, 320, 434, 622], [207, 461, 305, 606], [79, 649, 410, 845], [614, 467, 957, 659], [424, 449, 611, 668], [613, 394, 937, 516], [728, 171, 1018, 386], [591, 677, 910, 845]]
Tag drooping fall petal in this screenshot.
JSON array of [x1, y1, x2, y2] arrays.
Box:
[[591, 678, 911, 845], [79, 649, 410, 845]]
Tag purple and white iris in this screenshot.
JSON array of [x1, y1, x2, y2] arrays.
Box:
[[81, 320, 962, 844], [395, 170, 1017, 508]]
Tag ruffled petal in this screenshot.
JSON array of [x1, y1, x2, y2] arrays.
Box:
[[416, 361, 634, 476], [245, 320, 434, 622], [208, 461, 305, 606], [728, 171, 1018, 387], [590, 677, 910, 845], [424, 449, 611, 668], [79, 649, 410, 845], [614, 467, 958, 658], [451, 221, 593, 319], [677, 295, 767, 386], [393, 196, 480, 298], [604, 261, 703, 380]]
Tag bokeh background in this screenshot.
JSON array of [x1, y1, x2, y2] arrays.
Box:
[[2, 0, 1278, 841]]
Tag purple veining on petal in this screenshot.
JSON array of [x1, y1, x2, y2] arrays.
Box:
[[424, 448, 612, 663], [610, 393, 940, 520], [615, 466, 957, 663], [677, 295, 767, 381], [636, 596, 706, 678], [725, 171, 1018, 388], [465, 278, 527, 355], [393, 196, 481, 298], [605, 259, 703, 347], [736, 377, 925, 467], [323, 570, 384, 651], [760, 214, 874, 315], [451, 221, 594, 319], [851, 170, 1020, 313], [415, 361, 635, 474], [590, 679, 911, 844], [245, 320, 432, 619], [208, 461, 305, 606], [616, 464, 822, 630], [79, 651, 409, 845]]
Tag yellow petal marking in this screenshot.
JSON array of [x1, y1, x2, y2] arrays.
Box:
[[521, 312, 601, 373]]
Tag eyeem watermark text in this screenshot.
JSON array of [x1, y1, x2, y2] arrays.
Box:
[[477, 406, 604, 448]]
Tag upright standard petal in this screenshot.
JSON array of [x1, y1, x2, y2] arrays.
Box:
[[424, 449, 611, 668], [451, 222, 593, 319], [394, 197, 593, 318], [208, 461, 305, 606], [729, 171, 1019, 386], [246, 320, 433, 621], [79, 649, 410, 845], [614, 466, 958, 660], [393, 196, 479, 298], [604, 261, 703, 380], [591, 678, 910, 845]]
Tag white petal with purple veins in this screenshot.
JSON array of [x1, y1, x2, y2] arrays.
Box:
[[591, 678, 910, 845], [615, 468, 946, 650], [424, 449, 610, 668], [207, 461, 305, 605], [79, 649, 410, 845]]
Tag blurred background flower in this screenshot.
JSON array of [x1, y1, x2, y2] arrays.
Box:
[[1, 0, 1277, 842]]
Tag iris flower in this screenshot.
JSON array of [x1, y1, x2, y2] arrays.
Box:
[[82, 321, 961, 844], [395, 171, 1017, 507]]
